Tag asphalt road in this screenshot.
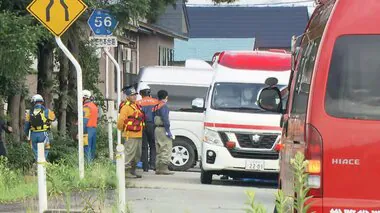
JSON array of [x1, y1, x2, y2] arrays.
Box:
[[125, 171, 277, 213], [0, 171, 277, 213]]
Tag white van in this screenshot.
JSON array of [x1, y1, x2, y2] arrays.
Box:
[[192, 51, 291, 184], [136, 66, 214, 171]]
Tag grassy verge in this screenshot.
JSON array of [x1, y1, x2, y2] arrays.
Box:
[[0, 157, 38, 203], [0, 156, 116, 205]]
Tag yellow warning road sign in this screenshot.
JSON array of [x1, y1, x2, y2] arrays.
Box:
[[27, 0, 88, 37]]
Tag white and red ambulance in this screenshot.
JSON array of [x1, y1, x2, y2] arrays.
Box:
[[192, 51, 291, 184]]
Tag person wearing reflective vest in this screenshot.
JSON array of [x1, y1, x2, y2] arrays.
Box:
[[83, 90, 99, 163], [117, 86, 145, 178], [153, 90, 174, 175], [136, 83, 159, 172], [24, 94, 56, 161]]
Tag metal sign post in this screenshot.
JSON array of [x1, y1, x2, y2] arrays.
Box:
[[105, 51, 114, 160], [27, 0, 88, 180], [88, 9, 120, 152], [88, 10, 124, 212], [37, 143, 47, 213], [103, 48, 122, 146], [56, 37, 85, 179]]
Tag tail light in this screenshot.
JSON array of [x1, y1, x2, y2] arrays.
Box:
[[305, 124, 323, 198]]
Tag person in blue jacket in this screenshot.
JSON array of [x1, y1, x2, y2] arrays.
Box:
[[153, 90, 174, 175], [24, 94, 55, 160]]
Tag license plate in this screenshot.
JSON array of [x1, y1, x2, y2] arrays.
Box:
[[245, 160, 265, 171]]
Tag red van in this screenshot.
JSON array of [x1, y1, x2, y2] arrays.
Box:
[[258, 0, 380, 212]]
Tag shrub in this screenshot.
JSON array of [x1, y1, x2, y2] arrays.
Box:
[[5, 139, 34, 173], [48, 131, 77, 164]]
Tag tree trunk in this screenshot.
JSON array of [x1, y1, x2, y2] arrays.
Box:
[[37, 42, 55, 109], [57, 37, 69, 134], [8, 95, 21, 142], [66, 35, 79, 138], [0, 99, 4, 117], [19, 95, 25, 141]]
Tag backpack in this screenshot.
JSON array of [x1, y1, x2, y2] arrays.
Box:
[[30, 108, 47, 130]]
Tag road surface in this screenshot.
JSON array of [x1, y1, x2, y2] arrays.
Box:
[[0, 171, 277, 213], [125, 171, 277, 213]]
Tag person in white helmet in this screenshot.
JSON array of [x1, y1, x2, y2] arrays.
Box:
[[24, 94, 56, 160], [136, 83, 159, 172], [82, 90, 99, 163]]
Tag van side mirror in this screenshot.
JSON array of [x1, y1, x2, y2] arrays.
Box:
[[257, 88, 283, 113], [192, 98, 205, 109]]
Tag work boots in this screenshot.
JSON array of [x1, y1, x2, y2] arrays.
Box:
[[125, 165, 142, 178], [155, 165, 174, 175]]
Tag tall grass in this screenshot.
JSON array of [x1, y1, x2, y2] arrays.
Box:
[[244, 152, 312, 213], [0, 157, 37, 203], [46, 157, 117, 212]]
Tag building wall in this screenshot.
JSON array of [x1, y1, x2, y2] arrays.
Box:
[[98, 48, 116, 100], [139, 34, 159, 68], [139, 34, 174, 68]]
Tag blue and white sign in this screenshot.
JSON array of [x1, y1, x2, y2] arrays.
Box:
[[88, 9, 118, 36]]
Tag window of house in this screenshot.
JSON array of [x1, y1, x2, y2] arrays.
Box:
[[158, 46, 174, 66], [325, 35, 380, 120]]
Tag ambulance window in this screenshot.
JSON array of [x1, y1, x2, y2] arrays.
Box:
[[291, 38, 321, 114], [325, 35, 380, 120]]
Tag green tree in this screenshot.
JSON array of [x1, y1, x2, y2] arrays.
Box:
[[0, 11, 44, 140]]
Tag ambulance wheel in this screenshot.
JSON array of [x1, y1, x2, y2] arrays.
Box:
[[200, 169, 213, 184], [169, 138, 195, 171]]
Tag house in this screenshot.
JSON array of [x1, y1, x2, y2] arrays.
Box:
[[174, 6, 309, 64], [96, 0, 189, 118], [26, 1, 189, 120]]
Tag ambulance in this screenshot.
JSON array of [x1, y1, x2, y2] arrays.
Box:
[[192, 51, 291, 184]]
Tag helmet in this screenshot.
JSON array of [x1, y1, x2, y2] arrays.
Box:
[[83, 90, 92, 99], [139, 82, 150, 92], [123, 86, 138, 96], [31, 94, 44, 103], [138, 82, 151, 97]]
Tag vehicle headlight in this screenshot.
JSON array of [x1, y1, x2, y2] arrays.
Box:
[[203, 129, 224, 147]]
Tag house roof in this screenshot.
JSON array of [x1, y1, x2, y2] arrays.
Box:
[[155, 0, 190, 36], [138, 22, 188, 40], [187, 6, 309, 48]]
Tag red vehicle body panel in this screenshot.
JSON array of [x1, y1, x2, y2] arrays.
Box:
[[280, 0, 380, 212], [216, 51, 291, 71]]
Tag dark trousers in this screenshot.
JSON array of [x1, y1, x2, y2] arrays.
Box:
[[0, 140, 6, 157], [141, 123, 156, 170]]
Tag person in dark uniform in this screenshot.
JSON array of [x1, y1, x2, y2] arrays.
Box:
[[136, 83, 159, 172], [153, 90, 174, 175], [0, 119, 13, 157]]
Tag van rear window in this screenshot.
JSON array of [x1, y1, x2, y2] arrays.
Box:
[[325, 35, 380, 120], [148, 84, 208, 112]]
